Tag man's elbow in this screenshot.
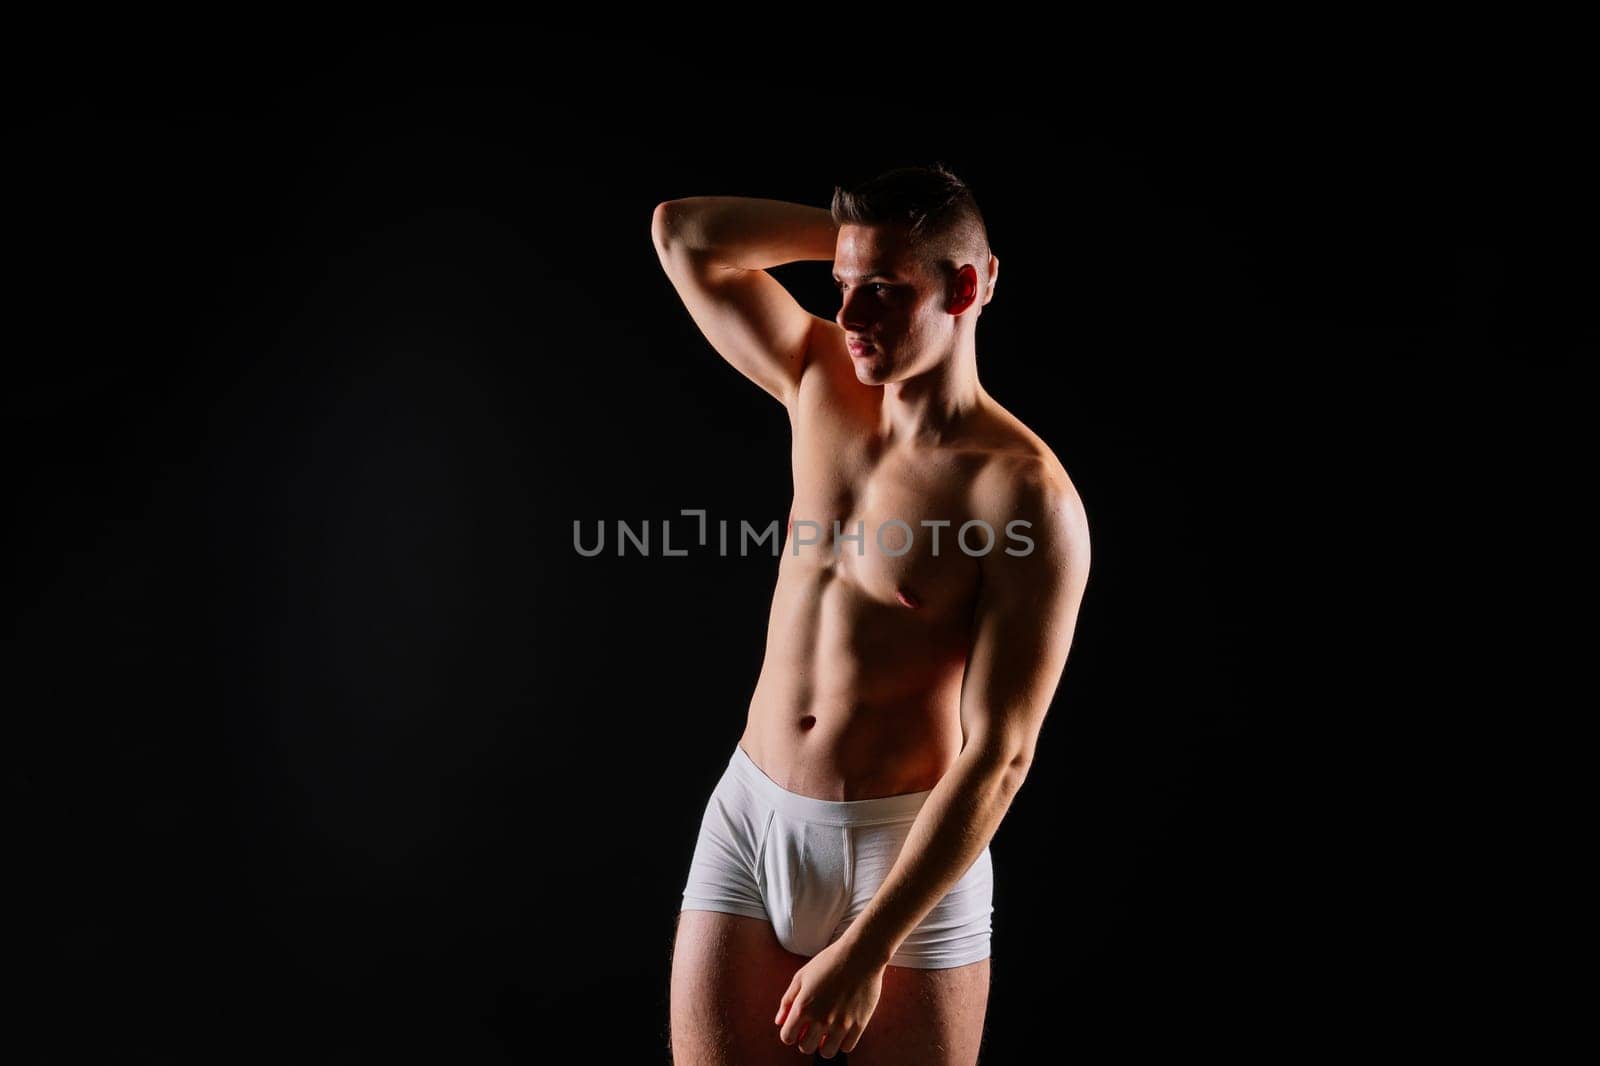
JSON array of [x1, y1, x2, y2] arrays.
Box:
[[967, 729, 1035, 784], [651, 201, 677, 252]]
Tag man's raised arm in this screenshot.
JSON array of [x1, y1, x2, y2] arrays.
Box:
[[650, 196, 838, 411]]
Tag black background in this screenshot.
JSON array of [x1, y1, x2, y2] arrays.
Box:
[[13, 30, 1589, 1063]]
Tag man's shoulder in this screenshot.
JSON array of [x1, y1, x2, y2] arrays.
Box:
[[966, 415, 1086, 553], [967, 401, 1076, 496]]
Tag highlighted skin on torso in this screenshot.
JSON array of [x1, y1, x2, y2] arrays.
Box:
[[738, 333, 1057, 801]]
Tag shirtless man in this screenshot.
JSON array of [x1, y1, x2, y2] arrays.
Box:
[[654, 164, 1091, 1064]]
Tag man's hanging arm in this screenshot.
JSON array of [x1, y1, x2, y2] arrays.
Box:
[[834, 463, 1092, 966]]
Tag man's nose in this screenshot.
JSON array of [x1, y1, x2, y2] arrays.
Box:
[[836, 290, 873, 331]]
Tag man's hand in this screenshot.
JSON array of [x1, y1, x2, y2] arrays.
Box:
[[774, 937, 885, 1058]]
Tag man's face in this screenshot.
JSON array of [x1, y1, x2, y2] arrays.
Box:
[[832, 222, 946, 386]]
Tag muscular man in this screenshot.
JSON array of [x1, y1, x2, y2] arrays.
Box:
[[654, 164, 1091, 1064]]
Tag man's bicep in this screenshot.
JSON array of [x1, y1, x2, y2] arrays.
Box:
[[958, 480, 1091, 766], [651, 218, 817, 409]]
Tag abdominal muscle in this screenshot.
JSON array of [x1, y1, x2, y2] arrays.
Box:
[[736, 551, 975, 801]]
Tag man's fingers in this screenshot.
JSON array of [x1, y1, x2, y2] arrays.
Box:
[[775, 977, 798, 1027], [778, 1008, 807, 1046], [817, 1025, 848, 1058]]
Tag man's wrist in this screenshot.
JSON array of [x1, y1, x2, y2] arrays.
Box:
[[838, 920, 896, 969]]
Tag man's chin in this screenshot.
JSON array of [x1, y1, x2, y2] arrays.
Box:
[[852, 354, 891, 385]]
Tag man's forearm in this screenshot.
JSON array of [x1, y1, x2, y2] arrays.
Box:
[[653, 196, 838, 270], [836, 744, 1027, 968]]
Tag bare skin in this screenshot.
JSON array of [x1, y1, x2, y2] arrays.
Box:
[[654, 196, 1091, 1063]]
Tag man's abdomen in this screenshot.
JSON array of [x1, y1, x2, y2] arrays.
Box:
[[740, 565, 971, 801]]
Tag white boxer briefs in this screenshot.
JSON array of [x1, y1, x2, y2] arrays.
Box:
[[679, 743, 994, 969]]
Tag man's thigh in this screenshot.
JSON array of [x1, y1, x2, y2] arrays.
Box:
[[846, 957, 991, 1066], [669, 909, 812, 1066]]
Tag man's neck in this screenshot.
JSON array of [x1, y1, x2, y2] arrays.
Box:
[[878, 344, 986, 448]]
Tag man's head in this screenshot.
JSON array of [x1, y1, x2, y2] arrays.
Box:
[[829, 162, 998, 386]]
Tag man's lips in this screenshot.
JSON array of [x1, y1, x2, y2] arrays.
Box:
[[848, 339, 875, 355]]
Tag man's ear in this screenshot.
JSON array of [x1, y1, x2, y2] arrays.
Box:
[[984, 254, 1000, 306], [951, 262, 983, 315]]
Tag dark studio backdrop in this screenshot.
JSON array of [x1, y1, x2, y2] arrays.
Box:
[[13, 30, 1589, 1064]]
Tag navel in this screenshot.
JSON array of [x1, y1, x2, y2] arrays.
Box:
[[798, 714, 817, 730]]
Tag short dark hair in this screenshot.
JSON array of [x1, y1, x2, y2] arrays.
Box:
[[829, 161, 992, 284]]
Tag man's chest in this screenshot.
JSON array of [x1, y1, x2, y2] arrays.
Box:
[[788, 424, 987, 619]]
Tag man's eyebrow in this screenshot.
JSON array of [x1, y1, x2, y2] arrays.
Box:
[[831, 270, 898, 282]]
